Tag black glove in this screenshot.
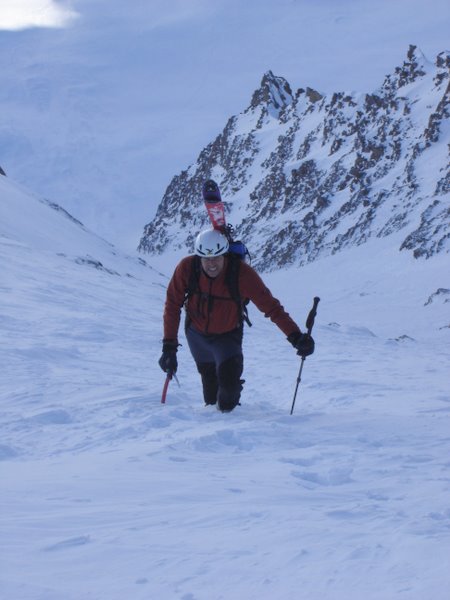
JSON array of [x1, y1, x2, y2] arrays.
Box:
[[288, 331, 315, 357], [158, 340, 178, 375]]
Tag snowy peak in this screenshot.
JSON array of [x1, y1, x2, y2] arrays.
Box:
[[249, 70, 294, 116], [436, 50, 450, 71], [383, 44, 428, 91], [139, 47, 450, 271]]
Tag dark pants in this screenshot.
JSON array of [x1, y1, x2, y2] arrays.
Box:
[[186, 326, 244, 412]]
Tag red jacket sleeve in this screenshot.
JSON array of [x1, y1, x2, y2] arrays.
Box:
[[239, 262, 301, 337], [162, 257, 193, 342]]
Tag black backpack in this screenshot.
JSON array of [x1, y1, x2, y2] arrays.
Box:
[[185, 240, 252, 328]]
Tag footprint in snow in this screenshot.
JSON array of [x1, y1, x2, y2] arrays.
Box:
[[29, 409, 73, 425], [0, 444, 18, 460], [291, 467, 354, 487], [43, 535, 91, 552]]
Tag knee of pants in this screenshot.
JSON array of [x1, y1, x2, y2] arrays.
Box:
[[217, 356, 244, 412], [197, 362, 218, 405], [217, 355, 243, 389], [197, 362, 217, 380]]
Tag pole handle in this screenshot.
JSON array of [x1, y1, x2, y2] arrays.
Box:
[[306, 296, 320, 335]]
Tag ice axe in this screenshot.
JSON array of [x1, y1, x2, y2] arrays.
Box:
[[160, 371, 180, 404], [290, 297, 320, 415]]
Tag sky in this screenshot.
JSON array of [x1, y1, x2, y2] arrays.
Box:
[[0, 0, 449, 250], [0, 0, 78, 30]]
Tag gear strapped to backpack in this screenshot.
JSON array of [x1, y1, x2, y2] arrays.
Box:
[[185, 240, 252, 328]]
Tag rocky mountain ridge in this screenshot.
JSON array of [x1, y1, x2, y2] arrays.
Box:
[[138, 46, 449, 271]]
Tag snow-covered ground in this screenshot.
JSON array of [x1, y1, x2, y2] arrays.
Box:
[[1, 175, 449, 599]]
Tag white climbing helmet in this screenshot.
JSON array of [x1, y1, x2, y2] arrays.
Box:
[[194, 229, 229, 257]]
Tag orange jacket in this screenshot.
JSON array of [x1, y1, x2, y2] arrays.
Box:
[[163, 256, 300, 341]]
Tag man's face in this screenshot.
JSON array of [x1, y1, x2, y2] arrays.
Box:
[[200, 255, 225, 278]]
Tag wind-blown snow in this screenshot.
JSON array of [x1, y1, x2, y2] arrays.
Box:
[[1, 175, 449, 599]]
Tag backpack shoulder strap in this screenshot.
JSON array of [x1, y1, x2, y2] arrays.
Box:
[[225, 255, 252, 327], [224, 254, 240, 301], [186, 255, 201, 299], [184, 255, 202, 333]]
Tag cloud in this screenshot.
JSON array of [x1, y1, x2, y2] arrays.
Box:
[[0, 0, 78, 30], [72, 0, 215, 32]]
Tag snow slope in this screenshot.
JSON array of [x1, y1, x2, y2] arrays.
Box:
[[1, 175, 450, 599]]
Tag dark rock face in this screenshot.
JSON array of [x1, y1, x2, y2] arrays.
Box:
[[139, 47, 450, 271]]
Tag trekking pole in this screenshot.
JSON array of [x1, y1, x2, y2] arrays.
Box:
[[160, 371, 180, 404], [290, 297, 320, 415]]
